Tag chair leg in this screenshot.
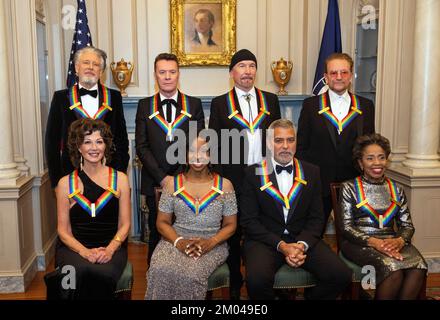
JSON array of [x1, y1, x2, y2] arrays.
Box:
[[115, 290, 132, 300], [418, 276, 427, 300], [289, 288, 298, 300], [221, 287, 230, 300], [351, 282, 360, 300]]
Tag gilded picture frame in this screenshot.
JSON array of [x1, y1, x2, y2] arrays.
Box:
[[170, 0, 236, 66]]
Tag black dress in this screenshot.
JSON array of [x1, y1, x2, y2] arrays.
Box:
[[54, 170, 127, 300]]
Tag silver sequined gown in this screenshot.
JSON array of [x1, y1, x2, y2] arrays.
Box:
[[145, 190, 237, 300], [339, 176, 427, 285]]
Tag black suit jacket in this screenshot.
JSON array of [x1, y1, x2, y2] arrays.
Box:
[[45, 84, 129, 188], [135, 91, 205, 196], [240, 159, 324, 250], [296, 92, 375, 196], [208, 88, 281, 194]]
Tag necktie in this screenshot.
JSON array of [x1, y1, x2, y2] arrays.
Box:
[[161, 99, 176, 123], [244, 94, 254, 123], [79, 87, 98, 98], [276, 164, 293, 175]]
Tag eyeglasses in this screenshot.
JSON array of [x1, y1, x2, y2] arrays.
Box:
[[327, 70, 351, 78]]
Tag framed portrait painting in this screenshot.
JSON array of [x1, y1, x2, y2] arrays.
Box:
[[170, 0, 236, 66]]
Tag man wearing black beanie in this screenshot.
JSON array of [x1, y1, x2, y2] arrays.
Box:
[[209, 49, 281, 299]]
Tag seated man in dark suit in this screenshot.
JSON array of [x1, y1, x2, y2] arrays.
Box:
[[240, 119, 351, 300]]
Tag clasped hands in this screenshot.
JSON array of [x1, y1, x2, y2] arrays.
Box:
[[79, 247, 114, 264], [176, 237, 217, 260], [369, 237, 405, 261], [279, 241, 307, 268]]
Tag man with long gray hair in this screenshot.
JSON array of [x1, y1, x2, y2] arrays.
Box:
[[46, 46, 129, 188]]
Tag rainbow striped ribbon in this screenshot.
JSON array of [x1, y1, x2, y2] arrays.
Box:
[[69, 84, 112, 119], [259, 159, 307, 209], [318, 92, 362, 133], [68, 167, 119, 218], [226, 89, 271, 134], [354, 176, 401, 228], [148, 93, 192, 138], [173, 173, 224, 215]]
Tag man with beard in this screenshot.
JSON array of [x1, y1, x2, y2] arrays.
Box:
[[209, 49, 281, 299], [46, 46, 129, 188], [240, 119, 351, 300]]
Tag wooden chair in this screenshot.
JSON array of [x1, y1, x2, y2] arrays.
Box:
[[330, 182, 427, 300], [154, 187, 230, 299]]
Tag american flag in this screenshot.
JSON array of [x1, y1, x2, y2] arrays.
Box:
[[66, 0, 93, 87]]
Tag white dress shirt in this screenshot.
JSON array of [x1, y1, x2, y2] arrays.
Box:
[[196, 32, 211, 46], [328, 89, 350, 127], [79, 83, 99, 117], [273, 158, 309, 252], [160, 92, 178, 124], [235, 86, 262, 165], [273, 158, 294, 230]]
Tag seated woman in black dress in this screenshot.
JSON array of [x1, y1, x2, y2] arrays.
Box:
[[54, 118, 131, 299], [339, 133, 427, 300]]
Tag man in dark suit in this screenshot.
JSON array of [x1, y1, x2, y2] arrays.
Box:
[[241, 119, 351, 300], [297, 53, 375, 235], [209, 49, 281, 299], [135, 53, 205, 264], [45, 46, 129, 188]]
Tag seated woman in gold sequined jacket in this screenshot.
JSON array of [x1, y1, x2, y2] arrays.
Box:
[[338, 133, 427, 300]]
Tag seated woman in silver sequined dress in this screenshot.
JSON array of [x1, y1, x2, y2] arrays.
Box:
[[145, 137, 237, 299], [338, 133, 427, 300]]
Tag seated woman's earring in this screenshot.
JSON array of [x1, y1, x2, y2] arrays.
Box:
[[102, 156, 106, 166], [80, 153, 84, 171]]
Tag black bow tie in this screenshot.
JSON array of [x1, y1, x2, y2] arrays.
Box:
[[79, 87, 98, 98], [276, 164, 293, 175], [161, 99, 178, 107]]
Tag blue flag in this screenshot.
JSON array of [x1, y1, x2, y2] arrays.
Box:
[[66, 0, 93, 88], [312, 0, 342, 95]]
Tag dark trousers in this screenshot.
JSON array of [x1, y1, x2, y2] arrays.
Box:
[[146, 195, 160, 265], [244, 239, 351, 300], [321, 195, 333, 237]]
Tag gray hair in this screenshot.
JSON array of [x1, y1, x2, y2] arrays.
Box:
[[266, 119, 297, 146], [73, 46, 107, 70], [268, 119, 297, 133]]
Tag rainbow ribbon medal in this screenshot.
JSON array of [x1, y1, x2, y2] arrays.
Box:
[[69, 84, 112, 119], [173, 173, 224, 215], [318, 92, 362, 134], [149, 93, 192, 140], [259, 159, 307, 209], [226, 89, 270, 134], [68, 167, 119, 218], [354, 176, 401, 228]]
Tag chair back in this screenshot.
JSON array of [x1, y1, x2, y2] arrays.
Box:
[[330, 182, 343, 252]]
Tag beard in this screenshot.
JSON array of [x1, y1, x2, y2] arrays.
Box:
[[78, 75, 99, 87]]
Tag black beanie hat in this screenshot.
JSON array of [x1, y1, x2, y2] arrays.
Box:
[[229, 49, 257, 71]]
